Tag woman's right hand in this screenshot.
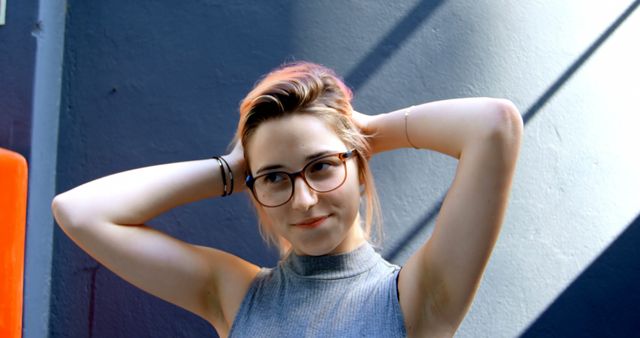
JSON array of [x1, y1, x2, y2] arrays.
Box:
[[223, 139, 247, 193]]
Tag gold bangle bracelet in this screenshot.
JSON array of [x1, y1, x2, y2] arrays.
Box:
[[404, 106, 419, 149]]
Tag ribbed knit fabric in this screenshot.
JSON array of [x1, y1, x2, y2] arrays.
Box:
[[228, 242, 407, 337]]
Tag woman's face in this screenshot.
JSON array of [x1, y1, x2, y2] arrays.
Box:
[[246, 114, 365, 256]]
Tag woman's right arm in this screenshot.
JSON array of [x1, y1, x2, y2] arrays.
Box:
[[51, 144, 259, 334]]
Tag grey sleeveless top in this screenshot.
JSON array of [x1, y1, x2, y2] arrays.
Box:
[[228, 242, 407, 337]]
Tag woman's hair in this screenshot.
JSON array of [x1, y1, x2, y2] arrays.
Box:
[[235, 61, 382, 255]]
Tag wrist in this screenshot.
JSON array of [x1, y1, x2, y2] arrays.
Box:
[[369, 110, 416, 153], [221, 153, 247, 193]]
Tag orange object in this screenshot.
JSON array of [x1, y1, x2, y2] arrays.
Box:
[[0, 148, 28, 338]]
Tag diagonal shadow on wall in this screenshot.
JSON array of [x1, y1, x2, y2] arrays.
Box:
[[520, 214, 640, 338], [384, 0, 640, 262], [345, 0, 446, 92], [523, 0, 640, 124]]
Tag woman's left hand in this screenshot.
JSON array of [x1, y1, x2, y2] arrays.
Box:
[[351, 109, 376, 136], [351, 109, 386, 155]]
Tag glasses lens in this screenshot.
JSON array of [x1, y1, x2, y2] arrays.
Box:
[[304, 156, 346, 192], [253, 172, 293, 207]]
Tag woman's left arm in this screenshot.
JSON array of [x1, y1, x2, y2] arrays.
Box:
[[355, 98, 523, 336]]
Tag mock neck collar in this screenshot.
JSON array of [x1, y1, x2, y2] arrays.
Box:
[[283, 242, 379, 279]]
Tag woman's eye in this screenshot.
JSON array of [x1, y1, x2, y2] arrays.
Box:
[[264, 173, 280, 183], [264, 173, 285, 183], [309, 161, 334, 173]]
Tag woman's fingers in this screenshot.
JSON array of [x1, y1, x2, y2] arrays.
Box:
[[350, 110, 375, 135]]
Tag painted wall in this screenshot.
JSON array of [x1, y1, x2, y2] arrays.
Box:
[[23, 1, 66, 337], [0, 2, 61, 338], [0, 0, 36, 159], [29, 0, 640, 337]]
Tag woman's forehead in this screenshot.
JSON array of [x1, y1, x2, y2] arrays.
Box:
[[246, 115, 347, 171]]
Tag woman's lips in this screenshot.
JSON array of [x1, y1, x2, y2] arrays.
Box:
[[293, 215, 329, 228]]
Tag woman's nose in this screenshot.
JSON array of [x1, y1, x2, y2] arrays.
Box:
[[290, 176, 318, 211]]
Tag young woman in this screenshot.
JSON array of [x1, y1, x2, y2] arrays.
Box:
[[52, 62, 523, 337]]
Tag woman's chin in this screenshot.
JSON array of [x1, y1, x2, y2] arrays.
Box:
[[292, 242, 338, 256], [292, 235, 364, 256]]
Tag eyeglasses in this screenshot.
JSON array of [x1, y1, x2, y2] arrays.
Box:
[[246, 150, 356, 208]]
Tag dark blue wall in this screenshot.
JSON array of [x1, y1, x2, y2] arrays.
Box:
[[53, 1, 293, 337], [0, 0, 37, 159]]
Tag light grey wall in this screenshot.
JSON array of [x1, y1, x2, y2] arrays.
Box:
[[351, 1, 640, 337], [436, 2, 640, 337], [31, 0, 640, 337]]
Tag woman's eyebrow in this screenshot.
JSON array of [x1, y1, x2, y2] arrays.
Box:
[[256, 150, 334, 175]]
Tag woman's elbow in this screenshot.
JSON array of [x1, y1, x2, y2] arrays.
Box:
[[486, 99, 524, 144], [52, 194, 69, 227], [51, 192, 87, 231]]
